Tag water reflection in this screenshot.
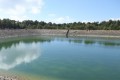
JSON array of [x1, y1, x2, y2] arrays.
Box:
[[0, 37, 53, 70], [0, 36, 120, 70], [0, 42, 40, 70], [68, 37, 120, 47], [84, 40, 95, 45], [0, 37, 52, 50]]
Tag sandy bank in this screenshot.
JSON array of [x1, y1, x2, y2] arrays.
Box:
[[0, 74, 25, 80], [0, 29, 120, 38]]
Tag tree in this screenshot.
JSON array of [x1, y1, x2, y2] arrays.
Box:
[[0, 18, 120, 30]]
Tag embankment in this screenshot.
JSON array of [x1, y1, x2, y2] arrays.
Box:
[[0, 29, 120, 38]]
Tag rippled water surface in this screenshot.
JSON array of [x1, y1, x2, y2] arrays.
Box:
[[0, 36, 120, 80]]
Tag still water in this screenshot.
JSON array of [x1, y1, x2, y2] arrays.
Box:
[[0, 36, 120, 80]]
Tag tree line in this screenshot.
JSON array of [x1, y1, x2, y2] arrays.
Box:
[[0, 18, 120, 30]]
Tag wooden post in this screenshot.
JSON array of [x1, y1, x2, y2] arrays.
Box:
[[66, 29, 69, 38]]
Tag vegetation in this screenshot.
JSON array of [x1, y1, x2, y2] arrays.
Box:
[[0, 37, 52, 50], [0, 18, 120, 30]]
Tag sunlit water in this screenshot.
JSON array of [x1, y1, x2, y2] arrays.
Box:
[[0, 36, 120, 80]]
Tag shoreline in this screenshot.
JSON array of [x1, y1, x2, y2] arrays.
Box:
[[0, 29, 120, 38], [0, 73, 25, 80], [0, 75, 19, 80]]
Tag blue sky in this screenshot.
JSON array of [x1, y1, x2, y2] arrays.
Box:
[[0, 0, 120, 23]]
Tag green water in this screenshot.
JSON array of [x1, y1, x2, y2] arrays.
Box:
[[0, 36, 120, 80]]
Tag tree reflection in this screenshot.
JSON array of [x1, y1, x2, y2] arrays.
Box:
[[0, 37, 52, 70], [67, 38, 120, 47], [0, 37, 52, 50]]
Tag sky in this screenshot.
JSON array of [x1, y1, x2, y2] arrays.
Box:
[[0, 0, 120, 23]]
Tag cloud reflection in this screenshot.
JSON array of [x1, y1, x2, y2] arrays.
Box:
[[0, 42, 40, 70]]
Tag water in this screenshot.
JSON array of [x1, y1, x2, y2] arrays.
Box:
[[0, 36, 120, 80]]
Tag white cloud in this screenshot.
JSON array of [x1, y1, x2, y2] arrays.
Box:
[[0, 0, 44, 21], [7, 5, 26, 15], [31, 7, 40, 14], [0, 8, 2, 12], [48, 14, 56, 17], [110, 18, 120, 21], [10, 15, 28, 21], [46, 15, 73, 24]]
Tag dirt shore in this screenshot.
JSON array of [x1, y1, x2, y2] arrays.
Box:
[[0, 29, 120, 38], [0, 73, 25, 80]]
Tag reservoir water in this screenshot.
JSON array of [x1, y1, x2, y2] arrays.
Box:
[[0, 36, 120, 80]]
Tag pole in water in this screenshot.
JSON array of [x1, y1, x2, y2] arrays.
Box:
[[66, 29, 69, 38]]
